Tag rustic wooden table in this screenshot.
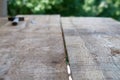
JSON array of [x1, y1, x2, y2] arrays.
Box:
[[0, 15, 120, 80], [62, 17, 120, 80], [0, 15, 68, 80]]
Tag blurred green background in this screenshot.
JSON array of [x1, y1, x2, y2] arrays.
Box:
[[8, 0, 120, 20]]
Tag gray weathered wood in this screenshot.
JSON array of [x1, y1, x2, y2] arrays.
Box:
[[62, 17, 120, 80], [0, 0, 7, 17], [0, 15, 68, 80]]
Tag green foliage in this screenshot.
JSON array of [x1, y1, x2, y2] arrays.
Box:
[[8, 0, 120, 20], [8, 0, 63, 15]]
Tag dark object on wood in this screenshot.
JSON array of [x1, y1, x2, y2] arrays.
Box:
[[8, 17, 24, 26], [8, 17, 15, 21], [12, 17, 19, 26], [8, 17, 24, 21]]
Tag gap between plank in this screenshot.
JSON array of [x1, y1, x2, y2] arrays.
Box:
[[60, 18, 73, 80]]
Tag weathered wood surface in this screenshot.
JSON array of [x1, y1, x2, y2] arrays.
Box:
[[0, 18, 8, 27], [62, 17, 120, 80], [0, 15, 68, 80]]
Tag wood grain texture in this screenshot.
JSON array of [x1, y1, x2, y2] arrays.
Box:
[[0, 15, 68, 80], [62, 17, 120, 80]]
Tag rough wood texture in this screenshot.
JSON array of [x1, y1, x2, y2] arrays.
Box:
[[62, 17, 120, 80], [0, 15, 68, 80]]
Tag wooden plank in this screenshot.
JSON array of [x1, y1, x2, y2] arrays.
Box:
[[0, 18, 8, 27], [62, 17, 120, 80], [0, 15, 68, 80]]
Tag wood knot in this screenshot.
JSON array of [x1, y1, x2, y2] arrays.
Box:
[[51, 61, 59, 64], [110, 48, 120, 56]]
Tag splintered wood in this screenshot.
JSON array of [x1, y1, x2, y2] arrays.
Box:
[[62, 17, 120, 80], [0, 16, 68, 80]]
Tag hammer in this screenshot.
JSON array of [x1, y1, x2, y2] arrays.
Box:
[[8, 17, 24, 26]]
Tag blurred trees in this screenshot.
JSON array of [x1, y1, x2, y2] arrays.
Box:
[[8, 0, 63, 15], [8, 0, 120, 20]]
